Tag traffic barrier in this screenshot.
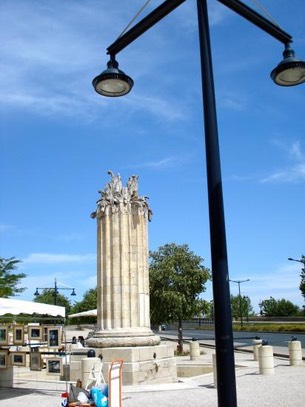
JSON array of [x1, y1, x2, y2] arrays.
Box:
[[288, 339, 302, 366], [258, 343, 274, 375], [252, 337, 262, 361], [190, 339, 200, 360]]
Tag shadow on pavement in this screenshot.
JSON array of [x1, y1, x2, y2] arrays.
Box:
[[0, 387, 58, 401]]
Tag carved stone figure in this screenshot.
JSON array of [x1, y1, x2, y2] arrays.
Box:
[[91, 170, 152, 221]]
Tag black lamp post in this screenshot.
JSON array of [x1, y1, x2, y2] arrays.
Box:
[[230, 279, 250, 327], [288, 256, 305, 268], [34, 278, 76, 305], [92, 1, 305, 405]]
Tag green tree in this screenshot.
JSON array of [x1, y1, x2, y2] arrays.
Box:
[[299, 255, 305, 300], [69, 288, 97, 325], [33, 289, 72, 315], [0, 257, 27, 297], [259, 297, 299, 317], [230, 295, 254, 323], [196, 299, 213, 319], [149, 243, 211, 352]]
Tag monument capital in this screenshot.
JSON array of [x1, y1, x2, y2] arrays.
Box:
[[91, 170, 152, 221]]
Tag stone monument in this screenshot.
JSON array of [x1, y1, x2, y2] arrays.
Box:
[[87, 171, 176, 384]]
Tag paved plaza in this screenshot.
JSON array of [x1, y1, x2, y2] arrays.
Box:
[[0, 329, 304, 407]]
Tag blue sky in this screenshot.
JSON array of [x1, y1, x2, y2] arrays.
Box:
[[1, 0, 305, 313]]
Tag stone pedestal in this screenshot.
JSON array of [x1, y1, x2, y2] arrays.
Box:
[[94, 344, 177, 385]]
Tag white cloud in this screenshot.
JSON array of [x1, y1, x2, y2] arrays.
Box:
[[129, 155, 189, 170], [208, 1, 231, 26], [230, 140, 305, 185], [23, 253, 95, 265], [0, 0, 229, 122], [220, 95, 248, 111], [0, 1, 114, 118], [132, 94, 186, 121], [289, 141, 304, 160], [260, 163, 305, 184], [271, 139, 304, 160], [234, 263, 304, 311]]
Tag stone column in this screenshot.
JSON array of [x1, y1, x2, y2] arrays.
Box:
[[88, 171, 160, 348]]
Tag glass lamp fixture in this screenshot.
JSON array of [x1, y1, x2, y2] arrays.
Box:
[[92, 56, 134, 97], [271, 43, 305, 86]]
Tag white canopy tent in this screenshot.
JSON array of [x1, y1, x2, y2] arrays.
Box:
[[0, 298, 65, 317], [68, 309, 97, 318]]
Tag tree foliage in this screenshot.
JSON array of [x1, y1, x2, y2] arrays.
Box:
[[149, 243, 211, 326], [299, 255, 305, 300], [71, 288, 97, 313], [259, 297, 299, 317], [230, 295, 254, 320], [33, 290, 72, 314], [0, 257, 27, 297], [69, 288, 97, 325], [196, 299, 214, 319]]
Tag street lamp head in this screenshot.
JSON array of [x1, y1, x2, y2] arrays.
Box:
[[288, 256, 305, 265], [92, 56, 134, 97], [271, 43, 305, 86]]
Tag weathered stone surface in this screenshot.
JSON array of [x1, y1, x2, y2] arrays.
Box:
[[89, 172, 177, 384], [92, 344, 177, 385], [90, 172, 157, 344], [87, 333, 161, 348]]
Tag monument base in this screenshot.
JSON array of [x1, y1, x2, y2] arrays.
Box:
[[91, 343, 177, 385], [87, 328, 161, 348]]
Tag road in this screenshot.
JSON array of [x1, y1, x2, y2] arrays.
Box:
[[161, 329, 305, 349]]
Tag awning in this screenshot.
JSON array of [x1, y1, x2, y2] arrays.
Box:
[[68, 309, 97, 318], [0, 298, 66, 317]]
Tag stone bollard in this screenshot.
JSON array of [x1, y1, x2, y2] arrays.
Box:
[[212, 353, 217, 388], [253, 337, 262, 361], [190, 339, 200, 360], [258, 343, 274, 375], [288, 340, 302, 366], [0, 367, 13, 388], [81, 356, 101, 388]]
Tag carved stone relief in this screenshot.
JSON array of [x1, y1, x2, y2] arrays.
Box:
[[91, 170, 152, 221]]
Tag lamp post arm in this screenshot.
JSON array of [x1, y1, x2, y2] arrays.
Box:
[[36, 287, 73, 291], [218, 0, 292, 45], [107, 0, 187, 56], [106, 0, 292, 57]]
